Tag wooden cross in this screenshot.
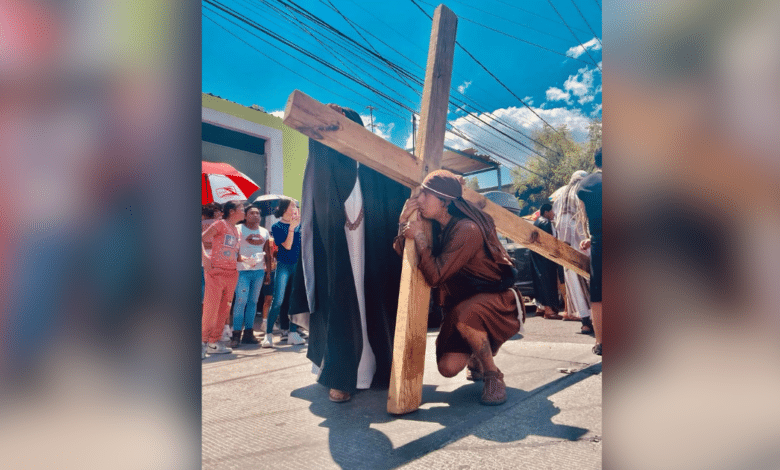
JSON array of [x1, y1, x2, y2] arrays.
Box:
[[283, 4, 590, 415]]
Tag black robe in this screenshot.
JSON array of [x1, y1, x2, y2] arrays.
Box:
[[288, 126, 409, 393], [530, 216, 561, 310]]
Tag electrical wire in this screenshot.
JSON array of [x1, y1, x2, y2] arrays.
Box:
[[546, 0, 601, 70], [206, 0, 595, 185], [203, 5, 411, 124], [569, 0, 602, 47], [205, 0, 419, 115], [438, 0, 578, 43]]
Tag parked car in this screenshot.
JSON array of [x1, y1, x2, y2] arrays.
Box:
[[503, 241, 535, 299]]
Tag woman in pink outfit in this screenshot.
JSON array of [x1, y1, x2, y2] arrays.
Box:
[[202, 200, 246, 357]]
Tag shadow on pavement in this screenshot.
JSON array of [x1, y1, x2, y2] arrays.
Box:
[[290, 362, 600, 469]]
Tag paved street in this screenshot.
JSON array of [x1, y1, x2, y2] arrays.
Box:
[[202, 311, 602, 469]]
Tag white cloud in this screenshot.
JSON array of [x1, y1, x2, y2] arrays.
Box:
[[523, 96, 534, 106], [590, 103, 602, 117], [404, 132, 414, 151], [359, 114, 395, 141], [558, 65, 602, 105], [269, 110, 285, 119], [441, 105, 593, 164], [566, 37, 602, 59], [545, 87, 571, 103], [564, 67, 594, 98], [457, 80, 472, 94]]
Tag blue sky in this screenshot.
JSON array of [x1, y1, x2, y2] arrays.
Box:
[[202, 0, 601, 188]]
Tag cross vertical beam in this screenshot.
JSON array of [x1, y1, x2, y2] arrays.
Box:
[[387, 4, 458, 415]]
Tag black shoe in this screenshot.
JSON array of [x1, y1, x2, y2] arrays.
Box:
[[230, 331, 241, 349], [241, 328, 259, 345], [592, 343, 602, 356]]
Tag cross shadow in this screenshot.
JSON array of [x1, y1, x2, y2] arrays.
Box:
[[290, 362, 600, 470]]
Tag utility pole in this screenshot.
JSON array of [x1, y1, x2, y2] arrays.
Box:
[[411, 112, 416, 155], [365, 106, 376, 133]]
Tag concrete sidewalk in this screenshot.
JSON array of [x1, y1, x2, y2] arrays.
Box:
[[202, 314, 602, 469]]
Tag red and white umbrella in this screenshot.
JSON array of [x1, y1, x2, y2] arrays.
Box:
[[202, 161, 260, 205]]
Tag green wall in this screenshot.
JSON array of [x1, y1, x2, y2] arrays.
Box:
[[202, 93, 309, 202]]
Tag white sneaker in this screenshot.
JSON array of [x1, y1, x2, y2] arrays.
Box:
[[202, 342, 207, 359], [287, 331, 305, 345], [207, 342, 233, 354], [280, 329, 289, 340], [220, 325, 232, 342], [260, 335, 274, 349]]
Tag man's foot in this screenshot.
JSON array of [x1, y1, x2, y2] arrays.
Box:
[[287, 331, 305, 345], [280, 329, 289, 340], [207, 342, 233, 354], [543, 312, 563, 320], [480, 370, 507, 405], [260, 335, 274, 349], [202, 342, 207, 360], [593, 343, 602, 356], [329, 389, 351, 403], [466, 354, 483, 381]]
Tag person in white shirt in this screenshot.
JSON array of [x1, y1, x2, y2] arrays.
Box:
[[230, 205, 271, 347]]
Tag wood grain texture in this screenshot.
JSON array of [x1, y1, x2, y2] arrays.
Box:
[[388, 4, 458, 416], [283, 90, 421, 189]]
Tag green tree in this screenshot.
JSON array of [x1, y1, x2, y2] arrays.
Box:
[[510, 122, 598, 214], [465, 176, 480, 191], [586, 118, 602, 156]]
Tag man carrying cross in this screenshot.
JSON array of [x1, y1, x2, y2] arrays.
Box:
[[395, 169, 524, 405]]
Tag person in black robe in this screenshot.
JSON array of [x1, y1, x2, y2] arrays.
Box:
[[288, 104, 409, 402], [531, 203, 563, 319], [577, 147, 602, 355]]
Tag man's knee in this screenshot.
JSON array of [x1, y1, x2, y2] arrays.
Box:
[[437, 362, 461, 378], [437, 356, 466, 377]]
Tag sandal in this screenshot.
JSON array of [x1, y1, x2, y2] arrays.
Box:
[[329, 389, 352, 403], [480, 370, 507, 405], [579, 325, 595, 335], [466, 367, 484, 381], [543, 312, 563, 320], [592, 343, 602, 356]]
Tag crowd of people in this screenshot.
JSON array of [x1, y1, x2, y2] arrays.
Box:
[[201, 197, 301, 359], [201, 106, 602, 406], [528, 149, 602, 356]]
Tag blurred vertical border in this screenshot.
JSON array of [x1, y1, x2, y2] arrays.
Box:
[[606, 0, 780, 469], [0, 0, 202, 467]]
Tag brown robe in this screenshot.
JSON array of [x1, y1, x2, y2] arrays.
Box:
[[396, 216, 521, 360]]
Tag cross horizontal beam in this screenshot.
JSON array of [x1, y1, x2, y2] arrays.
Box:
[[282, 90, 590, 277], [284, 91, 421, 189]]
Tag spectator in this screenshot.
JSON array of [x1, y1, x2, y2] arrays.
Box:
[[202, 200, 245, 357], [552, 171, 593, 332], [256, 236, 277, 335], [261, 198, 305, 348], [230, 205, 270, 347], [531, 203, 563, 319], [201, 202, 222, 303], [577, 147, 602, 355]]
